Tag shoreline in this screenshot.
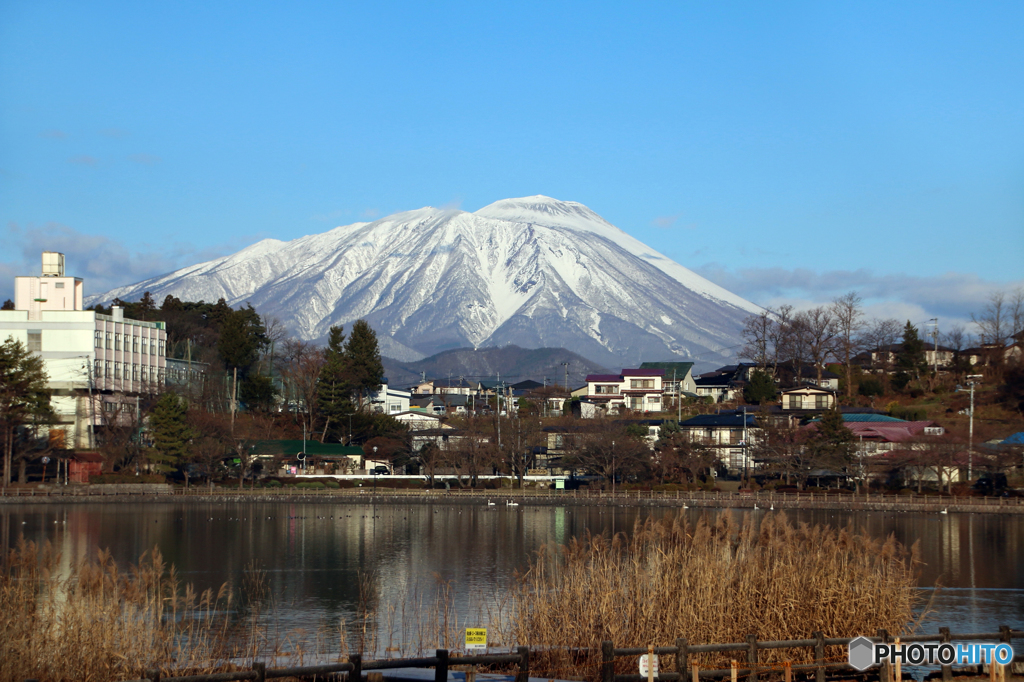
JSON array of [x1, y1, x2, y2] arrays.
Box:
[[2, 488, 1023, 514]]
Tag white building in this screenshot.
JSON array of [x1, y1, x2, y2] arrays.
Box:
[[367, 380, 412, 414], [0, 253, 167, 449]]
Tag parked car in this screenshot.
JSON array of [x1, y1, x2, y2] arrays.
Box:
[[372, 465, 390, 475]]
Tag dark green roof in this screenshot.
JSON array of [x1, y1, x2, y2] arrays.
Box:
[[252, 440, 363, 456], [640, 361, 695, 374]]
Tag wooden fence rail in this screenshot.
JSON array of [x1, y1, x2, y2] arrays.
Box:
[[73, 629, 1022, 682]]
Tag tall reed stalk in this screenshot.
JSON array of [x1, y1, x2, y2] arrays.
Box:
[[495, 511, 919, 680], [0, 539, 268, 682]]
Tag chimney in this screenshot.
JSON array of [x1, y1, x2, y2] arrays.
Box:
[[112, 305, 124, 322]]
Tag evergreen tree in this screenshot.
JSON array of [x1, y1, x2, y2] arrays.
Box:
[[744, 369, 777, 404], [807, 406, 856, 474], [239, 374, 278, 412], [894, 321, 927, 391], [0, 338, 52, 486], [318, 325, 353, 439], [345, 320, 384, 411], [149, 393, 192, 473], [217, 305, 266, 373], [1, 300, 14, 311]]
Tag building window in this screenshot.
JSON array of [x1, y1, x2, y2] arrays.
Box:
[[95, 330, 102, 348], [94, 360, 102, 378], [595, 384, 619, 394], [630, 379, 654, 389], [150, 340, 157, 355], [648, 395, 660, 405], [104, 402, 115, 412], [132, 364, 139, 381], [27, 331, 42, 352], [114, 363, 121, 379], [105, 361, 111, 378], [105, 332, 112, 349], [790, 395, 803, 409], [158, 341, 165, 357], [158, 369, 166, 384], [141, 338, 147, 355], [132, 336, 139, 353], [630, 396, 643, 409], [55, 282, 65, 289], [114, 333, 121, 351], [814, 395, 829, 409]]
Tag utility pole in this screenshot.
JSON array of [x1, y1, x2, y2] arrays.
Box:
[[966, 375, 982, 482], [611, 440, 616, 497], [562, 362, 569, 391], [930, 318, 939, 375]]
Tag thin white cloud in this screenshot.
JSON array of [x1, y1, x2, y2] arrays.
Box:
[[0, 223, 264, 302], [128, 153, 161, 166], [694, 263, 1024, 328], [40, 129, 67, 139], [68, 155, 98, 166]]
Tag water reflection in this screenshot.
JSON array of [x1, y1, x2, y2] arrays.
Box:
[[2, 503, 1022, 638]]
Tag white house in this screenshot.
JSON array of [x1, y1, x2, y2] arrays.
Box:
[[367, 380, 411, 415], [0, 252, 168, 449]]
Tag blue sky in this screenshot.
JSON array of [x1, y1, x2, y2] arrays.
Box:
[[2, 1, 1022, 333]]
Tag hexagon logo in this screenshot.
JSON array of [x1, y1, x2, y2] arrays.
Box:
[[848, 636, 875, 671]]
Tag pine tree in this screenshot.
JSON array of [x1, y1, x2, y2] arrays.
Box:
[[318, 325, 353, 440], [345, 320, 384, 411], [744, 369, 777, 404], [894, 321, 927, 391], [807, 406, 856, 474], [149, 393, 192, 473], [0, 338, 52, 486]]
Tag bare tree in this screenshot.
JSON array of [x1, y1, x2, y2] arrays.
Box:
[[794, 306, 838, 385], [279, 339, 325, 439], [741, 309, 775, 370], [943, 324, 973, 381], [831, 292, 865, 399], [862, 318, 903, 373]]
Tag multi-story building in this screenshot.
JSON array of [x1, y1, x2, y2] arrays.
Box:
[[0, 253, 167, 449], [584, 368, 665, 414]]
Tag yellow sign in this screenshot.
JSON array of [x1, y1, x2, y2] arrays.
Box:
[[466, 627, 487, 649]]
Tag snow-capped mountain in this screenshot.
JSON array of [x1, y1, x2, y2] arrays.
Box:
[[93, 196, 761, 368]]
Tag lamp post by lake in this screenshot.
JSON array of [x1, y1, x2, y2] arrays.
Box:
[[372, 445, 378, 496], [611, 440, 616, 497], [958, 375, 983, 482]]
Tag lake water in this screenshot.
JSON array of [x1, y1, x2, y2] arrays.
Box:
[[3, 502, 1022, 650]]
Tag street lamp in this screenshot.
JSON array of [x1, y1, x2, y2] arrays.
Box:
[[372, 445, 379, 496], [957, 375, 983, 482]]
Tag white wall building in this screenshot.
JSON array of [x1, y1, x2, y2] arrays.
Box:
[[367, 380, 412, 414], [0, 253, 168, 449]]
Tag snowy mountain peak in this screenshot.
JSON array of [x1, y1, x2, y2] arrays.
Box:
[[93, 196, 760, 368]]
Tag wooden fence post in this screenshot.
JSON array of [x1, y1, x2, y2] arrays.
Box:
[[603, 640, 616, 682], [692, 663, 700, 682], [813, 631, 825, 682], [894, 638, 901, 682], [676, 638, 689, 680], [746, 635, 758, 682], [731, 660, 738, 682], [252, 662, 266, 682], [350, 653, 362, 682], [939, 628, 951, 682], [784, 662, 791, 682], [516, 646, 530, 682], [145, 670, 161, 682], [878, 629, 891, 682], [435, 649, 449, 682]]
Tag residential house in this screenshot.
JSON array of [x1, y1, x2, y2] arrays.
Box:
[[677, 412, 760, 474], [585, 368, 665, 414], [780, 385, 837, 411], [367, 379, 411, 415], [639, 361, 696, 397]]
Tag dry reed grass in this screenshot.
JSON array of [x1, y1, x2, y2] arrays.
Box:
[[495, 511, 920, 680], [0, 538, 268, 682]]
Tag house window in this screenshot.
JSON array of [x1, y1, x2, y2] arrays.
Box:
[[814, 395, 829, 409], [55, 282, 65, 289], [106, 332, 112, 349], [114, 333, 121, 351], [104, 402, 116, 413], [95, 330, 102, 348], [630, 379, 654, 389], [630, 396, 643, 409], [595, 384, 619, 394], [790, 395, 803, 409], [27, 331, 42, 352], [133, 336, 139, 353], [648, 395, 660, 405]]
